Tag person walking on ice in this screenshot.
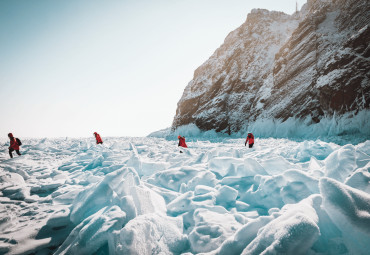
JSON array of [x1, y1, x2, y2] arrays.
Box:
[[94, 132, 103, 144], [8, 133, 21, 158], [178, 135, 187, 153], [245, 132, 254, 148]]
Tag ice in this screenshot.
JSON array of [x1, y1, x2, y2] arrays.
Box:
[[194, 185, 216, 195], [1, 137, 369, 254], [164, 110, 370, 144], [320, 177, 370, 254], [308, 156, 324, 173], [167, 191, 198, 216], [183, 171, 218, 192], [295, 140, 337, 161], [189, 208, 243, 253], [113, 213, 187, 254], [69, 170, 123, 224], [259, 156, 298, 175], [0, 172, 29, 200], [147, 166, 204, 192], [130, 184, 167, 215], [324, 145, 356, 182], [357, 140, 370, 155], [70, 166, 166, 225], [211, 215, 274, 255], [242, 196, 320, 254], [208, 157, 244, 177], [55, 206, 126, 254], [215, 185, 238, 207], [355, 149, 370, 168], [345, 162, 370, 193], [127, 143, 171, 176], [2, 165, 30, 180], [242, 158, 267, 176]]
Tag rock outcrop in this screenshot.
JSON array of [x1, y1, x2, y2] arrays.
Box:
[[172, 0, 370, 135]]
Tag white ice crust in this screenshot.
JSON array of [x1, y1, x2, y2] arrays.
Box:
[[0, 136, 369, 254]]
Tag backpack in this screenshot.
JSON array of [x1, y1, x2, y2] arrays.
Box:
[[16, 138, 22, 146]]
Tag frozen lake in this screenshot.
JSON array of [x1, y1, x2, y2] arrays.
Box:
[[1, 137, 369, 254]]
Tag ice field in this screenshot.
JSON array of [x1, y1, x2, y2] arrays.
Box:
[[0, 137, 370, 254]]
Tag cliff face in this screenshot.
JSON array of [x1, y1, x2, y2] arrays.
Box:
[[172, 0, 370, 134]]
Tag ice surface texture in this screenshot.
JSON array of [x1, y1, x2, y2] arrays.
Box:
[[0, 136, 369, 254]]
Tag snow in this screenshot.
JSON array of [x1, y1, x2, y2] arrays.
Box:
[[0, 136, 369, 254], [316, 69, 346, 88], [241, 196, 321, 254], [320, 177, 370, 254], [114, 213, 187, 255]]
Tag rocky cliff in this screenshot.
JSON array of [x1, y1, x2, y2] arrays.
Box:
[[172, 0, 370, 136]]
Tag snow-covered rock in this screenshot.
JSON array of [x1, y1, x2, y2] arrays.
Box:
[[172, 0, 370, 138]]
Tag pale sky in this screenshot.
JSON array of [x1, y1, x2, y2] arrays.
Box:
[[0, 0, 307, 138]]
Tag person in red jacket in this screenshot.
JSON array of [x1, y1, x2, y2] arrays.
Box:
[[8, 133, 21, 158], [94, 132, 103, 144], [245, 133, 254, 148], [178, 135, 187, 153]]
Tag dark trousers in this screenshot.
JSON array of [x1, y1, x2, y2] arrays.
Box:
[[9, 148, 21, 158], [249, 143, 254, 148]]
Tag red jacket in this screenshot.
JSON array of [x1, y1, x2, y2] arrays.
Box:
[[246, 133, 254, 145], [178, 136, 187, 148], [9, 137, 20, 150], [94, 133, 103, 144]]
